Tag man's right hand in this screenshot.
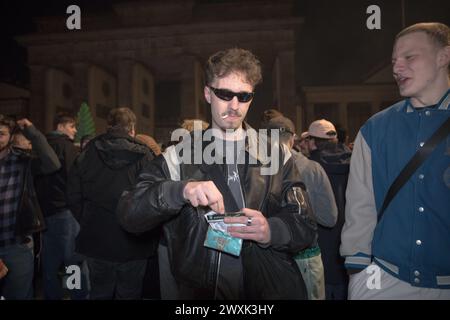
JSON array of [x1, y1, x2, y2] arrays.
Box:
[[183, 181, 225, 213]]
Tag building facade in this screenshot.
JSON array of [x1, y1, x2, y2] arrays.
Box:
[[18, 0, 302, 144]]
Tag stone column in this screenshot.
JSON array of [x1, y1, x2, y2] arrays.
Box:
[[180, 56, 200, 120], [273, 51, 297, 124], [117, 59, 134, 108], [305, 102, 315, 130], [72, 62, 90, 118], [28, 65, 47, 131], [338, 102, 348, 129], [130, 62, 156, 135]]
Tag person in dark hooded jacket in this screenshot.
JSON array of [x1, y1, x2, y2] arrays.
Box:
[[305, 119, 352, 300], [34, 112, 89, 300], [67, 107, 159, 300]]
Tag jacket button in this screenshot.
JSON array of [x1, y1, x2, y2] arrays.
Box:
[[419, 142, 425, 147], [418, 174, 424, 180], [418, 207, 424, 213], [425, 111, 430, 116], [416, 240, 422, 245], [414, 278, 420, 284], [414, 270, 420, 276]]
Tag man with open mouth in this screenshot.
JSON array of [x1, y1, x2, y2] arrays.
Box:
[[341, 22, 450, 299]]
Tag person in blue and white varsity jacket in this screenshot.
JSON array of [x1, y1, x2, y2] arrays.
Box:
[[340, 22, 450, 299]]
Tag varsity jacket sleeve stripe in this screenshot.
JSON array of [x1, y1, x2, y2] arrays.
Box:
[[340, 131, 378, 270]]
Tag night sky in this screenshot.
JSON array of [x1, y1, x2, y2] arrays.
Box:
[[1, 0, 449, 89], [0, 0, 121, 86]]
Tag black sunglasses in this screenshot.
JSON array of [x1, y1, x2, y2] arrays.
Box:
[[208, 86, 254, 103]]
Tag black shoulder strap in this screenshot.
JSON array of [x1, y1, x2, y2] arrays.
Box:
[[378, 116, 450, 221]]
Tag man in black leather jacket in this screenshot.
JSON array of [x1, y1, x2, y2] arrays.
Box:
[[117, 48, 317, 299]]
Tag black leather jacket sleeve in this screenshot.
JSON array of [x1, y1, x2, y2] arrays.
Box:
[[117, 155, 189, 234], [266, 156, 318, 254]]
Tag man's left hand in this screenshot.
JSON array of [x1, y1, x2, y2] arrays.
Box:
[[225, 208, 271, 245]]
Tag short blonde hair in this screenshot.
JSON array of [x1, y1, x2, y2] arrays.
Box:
[[396, 22, 449, 48]]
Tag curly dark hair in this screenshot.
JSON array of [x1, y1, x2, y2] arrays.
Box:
[[205, 48, 262, 87]]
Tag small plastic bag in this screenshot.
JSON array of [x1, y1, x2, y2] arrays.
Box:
[[204, 226, 243, 256], [203, 211, 244, 256]]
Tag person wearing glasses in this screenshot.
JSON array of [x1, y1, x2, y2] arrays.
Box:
[[117, 48, 317, 299]]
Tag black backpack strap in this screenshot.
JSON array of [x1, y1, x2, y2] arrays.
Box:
[[378, 116, 450, 221]]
